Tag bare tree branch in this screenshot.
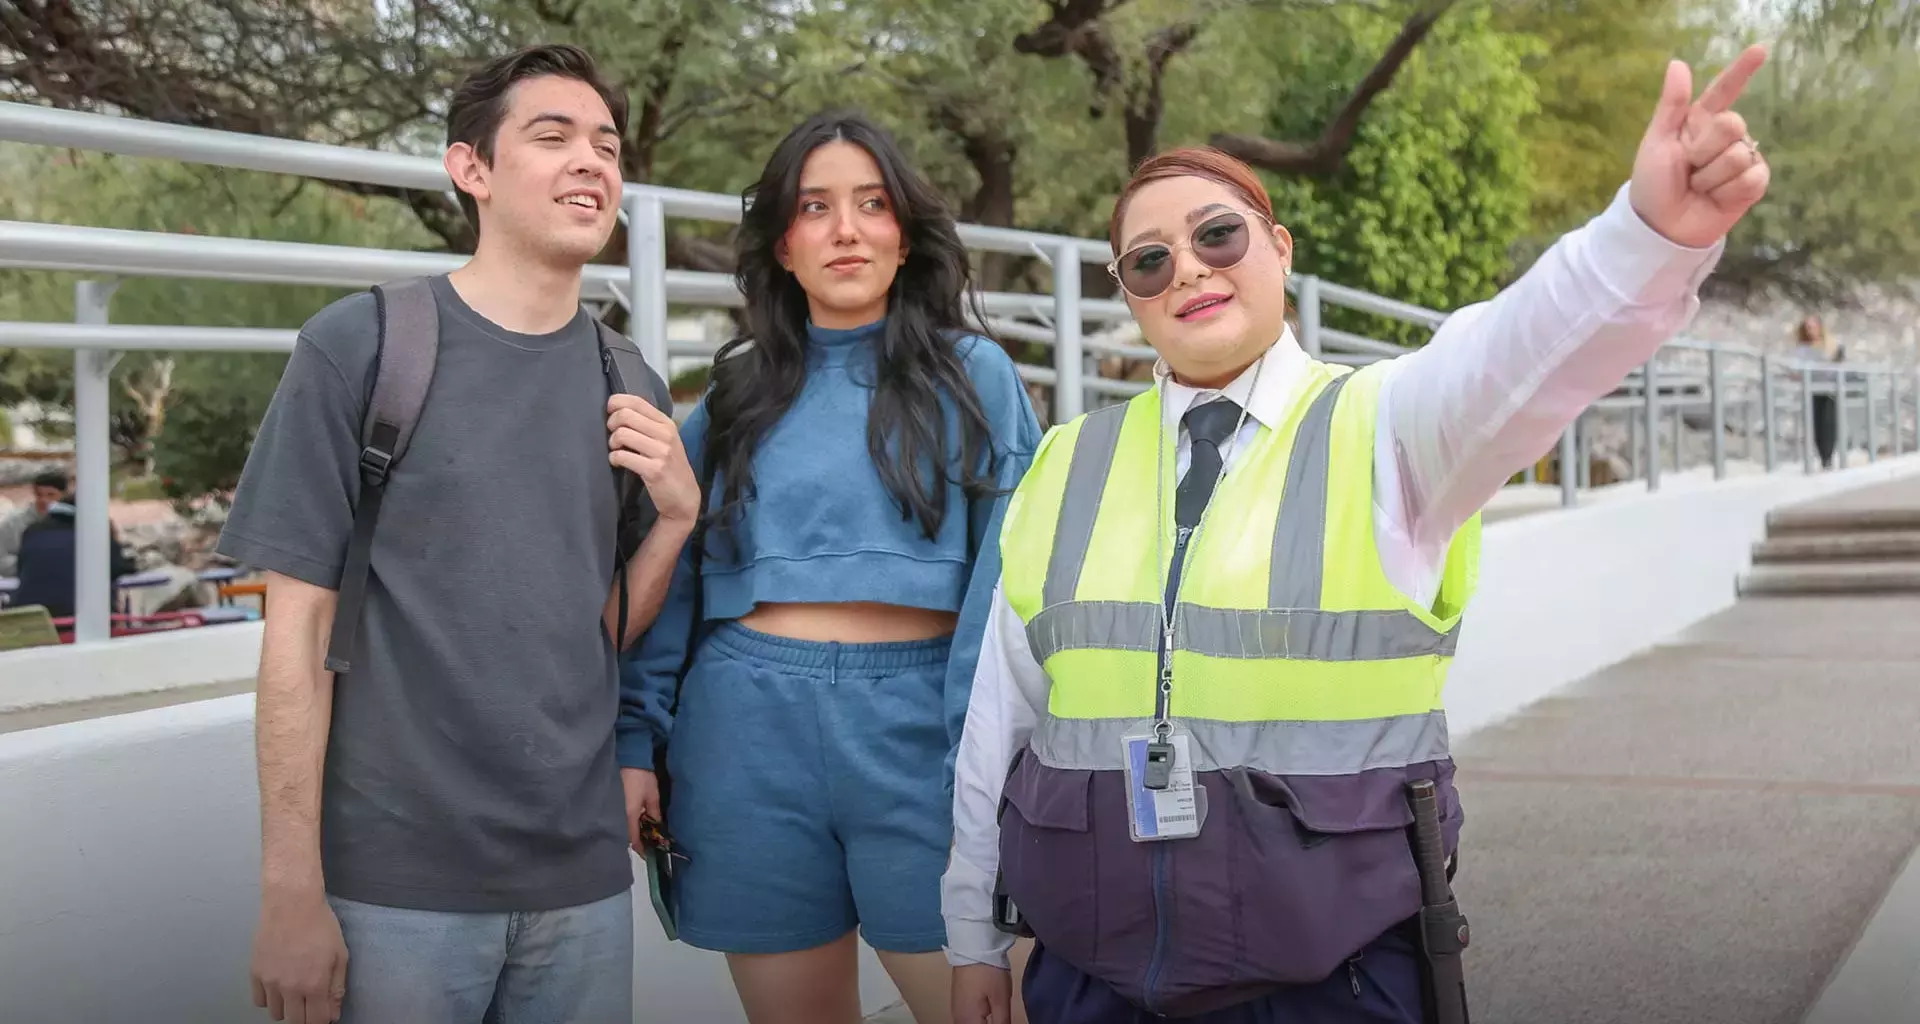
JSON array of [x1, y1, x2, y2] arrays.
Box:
[[1014, 0, 1131, 116], [1208, 1, 1455, 175]]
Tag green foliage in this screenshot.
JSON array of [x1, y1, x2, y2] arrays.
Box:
[[1254, 6, 1541, 344], [1493, 0, 1722, 242], [0, 145, 428, 493], [152, 353, 289, 510], [1706, 19, 1920, 305]]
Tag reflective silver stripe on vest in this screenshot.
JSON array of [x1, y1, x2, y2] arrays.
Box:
[[1029, 710, 1451, 774], [1270, 373, 1350, 609], [1025, 370, 1454, 664], [1042, 403, 1128, 607], [1025, 601, 1458, 662]]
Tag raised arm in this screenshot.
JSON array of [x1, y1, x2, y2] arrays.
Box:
[[1378, 46, 1771, 555]]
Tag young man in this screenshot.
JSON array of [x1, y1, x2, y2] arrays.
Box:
[[217, 45, 697, 1024], [0, 469, 70, 576]]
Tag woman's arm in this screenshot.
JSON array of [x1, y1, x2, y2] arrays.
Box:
[[614, 402, 711, 773], [944, 338, 1044, 791], [1373, 184, 1724, 564], [942, 584, 1051, 970], [1378, 49, 1771, 568]]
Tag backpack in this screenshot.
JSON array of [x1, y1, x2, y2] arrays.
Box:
[[322, 276, 673, 674]]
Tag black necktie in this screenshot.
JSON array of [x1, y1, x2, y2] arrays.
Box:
[[1175, 398, 1243, 529]]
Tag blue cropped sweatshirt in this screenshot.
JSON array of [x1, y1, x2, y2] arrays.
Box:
[[616, 317, 1043, 790]]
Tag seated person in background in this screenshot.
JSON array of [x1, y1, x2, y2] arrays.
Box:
[[0, 469, 70, 576], [12, 494, 135, 619]]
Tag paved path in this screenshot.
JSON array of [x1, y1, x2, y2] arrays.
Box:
[[1452, 595, 1920, 1023]]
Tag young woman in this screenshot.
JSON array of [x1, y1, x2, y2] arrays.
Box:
[[616, 111, 1042, 1024], [944, 47, 1771, 1024]]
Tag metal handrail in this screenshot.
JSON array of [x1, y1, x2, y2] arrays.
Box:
[[2, 100, 1916, 642]]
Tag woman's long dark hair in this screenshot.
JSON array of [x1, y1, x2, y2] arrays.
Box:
[[705, 110, 1001, 543]]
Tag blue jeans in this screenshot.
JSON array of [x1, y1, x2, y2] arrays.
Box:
[[329, 891, 633, 1024]]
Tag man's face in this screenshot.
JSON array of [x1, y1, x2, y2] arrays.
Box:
[[31, 485, 60, 515], [453, 74, 624, 267]]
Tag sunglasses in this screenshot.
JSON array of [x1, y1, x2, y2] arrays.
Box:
[[1107, 209, 1273, 301]]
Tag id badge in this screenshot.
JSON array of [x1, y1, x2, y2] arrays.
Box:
[[1122, 731, 1202, 842]]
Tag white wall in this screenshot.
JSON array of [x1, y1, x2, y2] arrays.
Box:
[[5, 455, 1920, 1023], [0, 620, 262, 713], [1448, 453, 1920, 736]]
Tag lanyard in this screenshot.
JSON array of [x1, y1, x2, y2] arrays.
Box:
[[1149, 360, 1261, 743]]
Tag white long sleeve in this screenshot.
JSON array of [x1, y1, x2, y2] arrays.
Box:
[[941, 183, 1726, 968], [1372, 184, 1724, 595], [941, 583, 1048, 969]]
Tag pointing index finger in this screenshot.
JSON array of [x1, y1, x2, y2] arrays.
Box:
[[1695, 43, 1767, 114]]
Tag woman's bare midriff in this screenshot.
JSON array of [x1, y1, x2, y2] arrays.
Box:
[[737, 601, 959, 643]]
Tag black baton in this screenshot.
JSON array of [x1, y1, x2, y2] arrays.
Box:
[[1406, 779, 1470, 1024]]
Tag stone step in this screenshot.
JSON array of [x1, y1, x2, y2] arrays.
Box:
[[1753, 530, 1920, 564], [1738, 561, 1920, 597], [1766, 506, 1920, 536]]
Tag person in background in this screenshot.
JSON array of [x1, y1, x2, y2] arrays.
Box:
[[0, 469, 70, 576], [11, 490, 136, 619], [1796, 315, 1838, 468], [217, 44, 698, 1024], [618, 110, 1042, 1024], [946, 45, 1771, 1024]]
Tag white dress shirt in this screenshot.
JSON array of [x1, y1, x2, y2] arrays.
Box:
[[941, 184, 1726, 969]]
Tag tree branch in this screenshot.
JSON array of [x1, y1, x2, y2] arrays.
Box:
[[1126, 21, 1201, 167], [1014, 0, 1131, 115], [1208, 0, 1455, 175]]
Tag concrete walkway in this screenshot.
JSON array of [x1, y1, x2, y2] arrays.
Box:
[[1452, 594, 1920, 1024]]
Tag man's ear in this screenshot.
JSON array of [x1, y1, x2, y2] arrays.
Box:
[[444, 142, 491, 209]]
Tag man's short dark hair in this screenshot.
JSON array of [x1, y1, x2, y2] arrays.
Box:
[[32, 469, 68, 491], [446, 44, 629, 231]]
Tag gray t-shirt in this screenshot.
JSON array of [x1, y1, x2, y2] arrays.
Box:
[[217, 275, 639, 913]]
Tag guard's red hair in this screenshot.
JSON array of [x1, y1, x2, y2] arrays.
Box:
[[1109, 147, 1274, 252]]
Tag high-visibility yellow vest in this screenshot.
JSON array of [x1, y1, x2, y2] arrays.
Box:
[[992, 358, 1478, 1015], [1001, 359, 1477, 749]]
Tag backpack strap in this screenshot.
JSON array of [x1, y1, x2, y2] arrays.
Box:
[[325, 277, 438, 674], [596, 319, 675, 653]]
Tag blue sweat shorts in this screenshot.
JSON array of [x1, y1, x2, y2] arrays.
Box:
[[663, 622, 953, 955]]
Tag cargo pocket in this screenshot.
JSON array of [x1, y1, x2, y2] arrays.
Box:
[[1227, 768, 1439, 984], [996, 749, 1097, 962]]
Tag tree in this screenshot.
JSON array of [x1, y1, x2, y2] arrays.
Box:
[[1492, 0, 1722, 243], [0, 142, 434, 484], [1702, 24, 1920, 306], [1251, 4, 1540, 343]]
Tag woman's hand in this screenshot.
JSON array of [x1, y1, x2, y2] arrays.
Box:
[[1628, 44, 1771, 249], [951, 963, 1013, 1024]]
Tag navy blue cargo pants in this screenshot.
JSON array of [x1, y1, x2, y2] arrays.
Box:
[[1021, 925, 1426, 1023]]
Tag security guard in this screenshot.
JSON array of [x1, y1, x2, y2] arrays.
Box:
[[944, 47, 1771, 1023]]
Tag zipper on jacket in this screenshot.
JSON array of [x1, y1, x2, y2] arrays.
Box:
[[1142, 525, 1193, 1011]]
